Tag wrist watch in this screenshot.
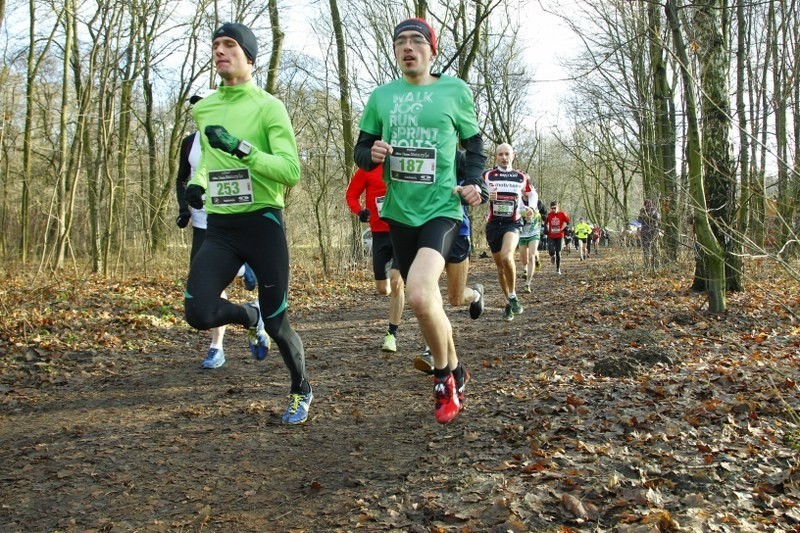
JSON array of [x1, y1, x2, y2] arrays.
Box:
[[234, 140, 252, 159]]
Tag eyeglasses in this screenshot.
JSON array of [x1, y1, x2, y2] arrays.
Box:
[[550, 206, 557, 210], [394, 36, 428, 47]]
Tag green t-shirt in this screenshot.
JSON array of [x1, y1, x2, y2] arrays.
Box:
[[358, 75, 481, 227], [189, 80, 301, 214]]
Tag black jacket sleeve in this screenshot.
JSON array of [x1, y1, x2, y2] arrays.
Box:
[[460, 134, 488, 203], [455, 150, 470, 206], [354, 131, 382, 171], [175, 133, 195, 213]]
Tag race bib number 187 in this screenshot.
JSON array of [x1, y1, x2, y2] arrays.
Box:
[[389, 146, 437, 184]]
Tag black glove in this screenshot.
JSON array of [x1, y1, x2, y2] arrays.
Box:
[[205, 125, 239, 156], [175, 211, 191, 228], [185, 184, 205, 209], [358, 209, 370, 223]]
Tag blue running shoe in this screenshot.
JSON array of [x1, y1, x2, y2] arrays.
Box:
[[201, 347, 225, 369], [282, 389, 313, 424], [246, 301, 270, 360], [243, 263, 257, 291]]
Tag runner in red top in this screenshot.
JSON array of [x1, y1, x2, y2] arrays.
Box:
[[591, 225, 601, 256], [545, 201, 570, 274], [346, 165, 405, 352]]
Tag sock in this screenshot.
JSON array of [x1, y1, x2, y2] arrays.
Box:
[[388, 323, 399, 336], [433, 367, 451, 380], [452, 363, 465, 385], [209, 343, 222, 350], [508, 292, 517, 301], [294, 379, 312, 395], [472, 290, 481, 303]]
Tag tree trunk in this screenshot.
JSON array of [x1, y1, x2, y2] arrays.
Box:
[[751, 1, 773, 250], [772, 0, 793, 258], [666, 0, 726, 313], [328, 0, 360, 262], [265, 0, 284, 96], [22, 2, 61, 264], [21, 0, 35, 263], [52, 0, 76, 271], [697, 0, 741, 291], [734, 0, 750, 262], [647, 3, 678, 262]]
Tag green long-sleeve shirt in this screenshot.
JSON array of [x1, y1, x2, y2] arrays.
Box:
[[574, 222, 592, 239], [189, 80, 301, 214]]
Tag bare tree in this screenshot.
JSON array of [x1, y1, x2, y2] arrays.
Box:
[[694, 0, 740, 291], [665, 0, 726, 312], [645, 1, 678, 260], [265, 0, 284, 95], [555, 1, 682, 245], [474, 19, 533, 147], [21, 0, 61, 263]]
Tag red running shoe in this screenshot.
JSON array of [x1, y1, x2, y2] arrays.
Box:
[[433, 374, 461, 424]]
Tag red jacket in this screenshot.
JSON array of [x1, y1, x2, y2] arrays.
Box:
[[545, 210, 571, 238], [345, 166, 389, 233]]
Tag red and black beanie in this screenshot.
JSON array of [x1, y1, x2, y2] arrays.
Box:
[[393, 18, 437, 55]]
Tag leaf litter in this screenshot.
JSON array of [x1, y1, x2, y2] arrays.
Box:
[[1, 251, 799, 531]]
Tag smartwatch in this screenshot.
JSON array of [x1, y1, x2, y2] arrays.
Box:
[[234, 140, 252, 159]]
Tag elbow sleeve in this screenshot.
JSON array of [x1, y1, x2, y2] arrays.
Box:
[[460, 134, 488, 203], [354, 131, 381, 171]]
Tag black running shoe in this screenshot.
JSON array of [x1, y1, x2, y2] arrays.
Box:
[[469, 284, 484, 320]]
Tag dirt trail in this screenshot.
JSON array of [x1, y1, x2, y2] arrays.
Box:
[[2, 248, 799, 531]]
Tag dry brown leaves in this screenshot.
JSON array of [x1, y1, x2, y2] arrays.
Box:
[[1, 251, 800, 531]]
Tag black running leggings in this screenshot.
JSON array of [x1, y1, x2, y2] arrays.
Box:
[[184, 208, 306, 393], [548, 237, 564, 270]]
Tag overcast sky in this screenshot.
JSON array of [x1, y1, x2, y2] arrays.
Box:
[[280, 1, 580, 129]]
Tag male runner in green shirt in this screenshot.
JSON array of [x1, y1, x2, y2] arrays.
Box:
[[354, 17, 488, 424], [183, 22, 312, 424]]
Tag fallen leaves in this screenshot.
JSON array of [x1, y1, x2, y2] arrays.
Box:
[[2, 254, 800, 531], [561, 493, 600, 520]]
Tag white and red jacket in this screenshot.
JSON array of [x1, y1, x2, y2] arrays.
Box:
[[482, 167, 537, 224]]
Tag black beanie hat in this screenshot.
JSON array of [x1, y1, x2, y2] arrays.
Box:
[[213, 22, 258, 63], [393, 18, 437, 55]]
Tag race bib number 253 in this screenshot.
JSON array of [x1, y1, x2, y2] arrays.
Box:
[[208, 168, 254, 206]]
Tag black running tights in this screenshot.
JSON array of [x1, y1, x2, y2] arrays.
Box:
[[184, 208, 307, 392]]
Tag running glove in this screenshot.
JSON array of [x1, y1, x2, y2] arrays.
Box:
[[358, 209, 370, 222], [205, 125, 240, 155], [176, 211, 191, 228], [185, 184, 205, 209]]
